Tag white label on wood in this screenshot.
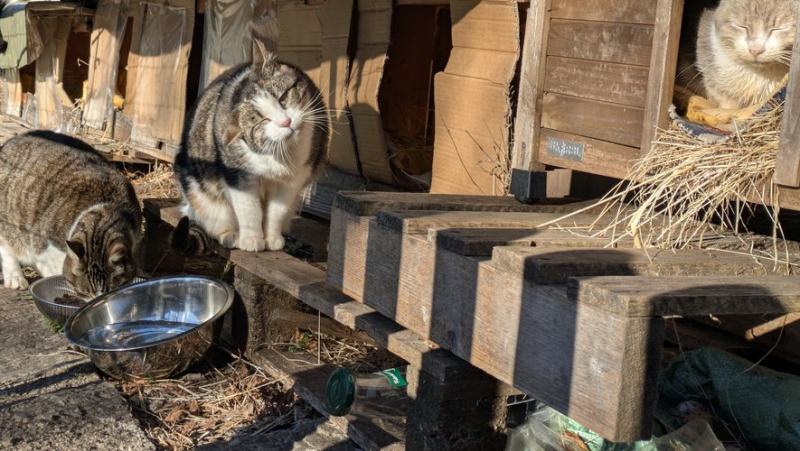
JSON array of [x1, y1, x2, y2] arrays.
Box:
[[546, 136, 585, 162]]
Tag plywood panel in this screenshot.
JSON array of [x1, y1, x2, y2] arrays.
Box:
[[544, 56, 648, 108], [541, 93, 645, 147], [547, 19, 654, 67]]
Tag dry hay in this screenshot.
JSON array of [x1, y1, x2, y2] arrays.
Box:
[[118, 351, 297, 450], [126, 163, 180, 204], [545, 104, 800, 273]]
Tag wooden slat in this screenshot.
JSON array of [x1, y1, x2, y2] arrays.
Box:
[[549, 0, 656, 24], [251, 348, 405, 451], [774, 8, 800, 187], [541, 93, 645, 147], [544, 56, 649, 108], [510, 0, 551, 173], [569, 275, 800, 317], [376, 210, 608, 234], [491, 247, 780, 285], [433, 228, 623, 256], [537, 128, 640, 179], [547, 19, 654, 67], [640, 0, 683, 156]]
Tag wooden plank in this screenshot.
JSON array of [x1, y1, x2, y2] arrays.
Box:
[[251, 348, 405, 451], [333, 190, 597, 216], [544, 56, 649, 108], [510, 0, 550, 173], [774, 8, 800, 187], [376, 210, 609, 234], [299, 168, 399, 220], [537, 128, 640, 180], [433, 227, 625, 256], [640, 0, 683, 156], [549, 0, 656, 24], [492, 247, 780, 285], [541, 93, 645, 148], [547, 20, 654, 67], [569, 275, 800, 317]]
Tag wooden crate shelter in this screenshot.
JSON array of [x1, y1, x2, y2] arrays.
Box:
[[326, 190, 800, 442], [510, 0, 682, 199]]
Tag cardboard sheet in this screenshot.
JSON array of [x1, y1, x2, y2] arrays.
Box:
[[277, 0, 324, 83], [430, 0, 520, 195], [84, 0, 130, 130], [347, 0, 394, 185], [319, 0, 359, 175]]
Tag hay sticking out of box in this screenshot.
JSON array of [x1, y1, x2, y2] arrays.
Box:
[[578, 102, 798, 273]]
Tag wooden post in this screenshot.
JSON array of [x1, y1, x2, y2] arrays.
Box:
[[640, 0, 684, 156], [509, 0, 551, 201], [774, 11, 800, 187]]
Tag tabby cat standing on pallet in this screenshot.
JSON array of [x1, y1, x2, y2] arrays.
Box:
[[172, 35, 329, 255], [677, 0, 797, 109], [0, 131, 142, 295]]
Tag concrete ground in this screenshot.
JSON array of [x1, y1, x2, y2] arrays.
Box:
[[0, 285, 356, 450]]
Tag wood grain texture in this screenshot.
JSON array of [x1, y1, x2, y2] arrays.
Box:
[[640, 0, 683, 156], [775, 8, 800, 187], [541, 93, 645, 147], [547, 19, 654, 66], [537, 128, 640, 179], [549, 0, 657, 24], [251, 348, 405, 451], [376, 210, 607, 234], [433, 227, 625, 256], [569, 276, 800, 316], [511, 0, 551, 172], [491, 247, 778, 285], [354, 222, 665, 441], [544, 56, 649, 108]]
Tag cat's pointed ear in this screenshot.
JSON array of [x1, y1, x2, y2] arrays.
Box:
[[66, 240, 85, 260], [253, 38, 277, 72], [170, 217, 191, 253]]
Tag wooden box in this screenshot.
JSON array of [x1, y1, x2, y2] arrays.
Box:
[[511, 0, 683, 190]]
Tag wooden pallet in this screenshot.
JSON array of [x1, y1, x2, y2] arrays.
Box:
[[327, 191, 800, 442], [143, 198, 516, 450]]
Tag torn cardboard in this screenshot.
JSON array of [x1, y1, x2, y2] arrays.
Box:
[[124, 0, 195, 150], [430, 0, 520, 195], [319, 0, 358, 175], [277, 0, 324, 83], [347, 0, 395, 185]]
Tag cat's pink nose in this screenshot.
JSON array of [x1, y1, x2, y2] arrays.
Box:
[[749, 45, 765, 57], [278, 118, 292, 128]]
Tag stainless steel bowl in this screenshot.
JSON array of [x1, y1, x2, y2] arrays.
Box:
[[64, 276, 234, 380], [29, 275, 146, 324]]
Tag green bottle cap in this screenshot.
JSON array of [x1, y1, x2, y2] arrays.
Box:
[[325, 367, 356, 416]]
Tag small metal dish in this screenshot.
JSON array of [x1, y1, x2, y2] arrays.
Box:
[[64, 276, 234, 380], [29, 275, 146, 324]]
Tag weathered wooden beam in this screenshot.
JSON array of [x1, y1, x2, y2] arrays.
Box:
[[774, 8, 800, 187], [569, 275, 800, 317]]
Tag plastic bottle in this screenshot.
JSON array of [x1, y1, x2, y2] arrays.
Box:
[[325, 366, 409, 419]]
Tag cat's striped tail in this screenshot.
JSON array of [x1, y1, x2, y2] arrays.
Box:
[[170, 217, 217, 256]]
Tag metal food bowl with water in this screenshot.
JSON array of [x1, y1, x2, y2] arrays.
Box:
[[29, 275, 146, 324], [64, 276, 234, 380]]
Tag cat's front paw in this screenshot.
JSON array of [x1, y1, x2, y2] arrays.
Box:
[[238, 235, 267, 252], [218, 231, 239, 249], [266, 235, 285, 251], [3, 274, 28, 290]]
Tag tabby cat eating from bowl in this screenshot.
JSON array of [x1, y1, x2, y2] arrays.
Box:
[[0, 131, 141, 296]]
